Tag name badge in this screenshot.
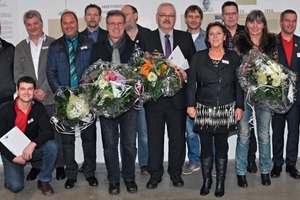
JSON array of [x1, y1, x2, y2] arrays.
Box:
[[42, 46, 48, 50], [297, 52, 300, 58], [81, 46, 88, 50], [27, 118, 34, 124], [222, 59, 229, 64]]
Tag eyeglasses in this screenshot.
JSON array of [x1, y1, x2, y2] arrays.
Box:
[[107, 22, 124, 27], [223, 12, 238, 17], [158, 14, 176, 18]]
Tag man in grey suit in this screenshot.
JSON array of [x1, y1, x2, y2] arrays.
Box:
[[14, 10, 65, 181]]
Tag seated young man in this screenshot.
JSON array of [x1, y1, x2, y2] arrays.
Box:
[[0, 76, 58, 196]]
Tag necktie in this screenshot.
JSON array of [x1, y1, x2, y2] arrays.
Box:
[[68, 38, 78, 87], [164, 34, 171, 58]]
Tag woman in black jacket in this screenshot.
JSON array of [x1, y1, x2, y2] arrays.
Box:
[[186, 22, 244, 197]]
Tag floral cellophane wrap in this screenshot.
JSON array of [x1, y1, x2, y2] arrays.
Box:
[[129, 48, 183, 102], [50, 86, 96, 135], [237, 49, 297, 113], [81, 59, 139, 118]]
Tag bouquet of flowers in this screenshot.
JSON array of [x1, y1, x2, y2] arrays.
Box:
[[81, 60, 139, 118], [129, 49, 182, 101], [237, 49, 297, 113], [50, 86, 95, 136]]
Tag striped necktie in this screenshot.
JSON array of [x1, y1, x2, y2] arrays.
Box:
[[68, 38, 78, 87]]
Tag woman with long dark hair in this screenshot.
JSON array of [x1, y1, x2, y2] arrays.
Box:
[[234, 10, 277, 188]]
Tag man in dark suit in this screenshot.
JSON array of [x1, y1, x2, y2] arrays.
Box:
[[78, 3, 107, 174], [271, 9, 300, 179], [80, 4, 107, 43], [139, 2, 196, 189]]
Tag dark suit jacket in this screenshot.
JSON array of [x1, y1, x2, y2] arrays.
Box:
[[139, 29, 196, 110], [80, 27, 107, 42], [277, 34, 300, 105]]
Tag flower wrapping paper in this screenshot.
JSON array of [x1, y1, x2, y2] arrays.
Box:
[[237, 49, 297, 113], [129, 48, 182, 102], [81, 60, 139, 118]]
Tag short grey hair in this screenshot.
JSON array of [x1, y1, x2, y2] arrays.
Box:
[[23, 10, 43, 24], [156, 3, 176, 16]]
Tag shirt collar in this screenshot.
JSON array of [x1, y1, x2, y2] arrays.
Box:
[[158, 28, 173, 38], [87, 27, 99, 34], [26, 33, 46, 43]]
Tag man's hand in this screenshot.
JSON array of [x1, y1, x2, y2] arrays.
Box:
[[179, 68, 187, 80], [34, 88, 46, 101], [13, 156, 27, 165], [22, 142, 37, 161]]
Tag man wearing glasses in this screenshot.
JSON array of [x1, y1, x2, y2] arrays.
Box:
[[139, 2, 195, 189], [121, 4, 151, 176], [89, 10, 138, 195], [221, 1, 258, 178]]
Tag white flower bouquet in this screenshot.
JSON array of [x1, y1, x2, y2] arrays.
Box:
[[50, 86, 95, 135], [237, 49, 297, 113]]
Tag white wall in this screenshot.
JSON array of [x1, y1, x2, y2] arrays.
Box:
[[1, 0, 300, 164]]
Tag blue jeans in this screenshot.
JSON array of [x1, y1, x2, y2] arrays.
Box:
[[100, 108, 137, 183], [236, 102, 271, 175], [1, 140, 58, 193], [185, 116, 200, 164], [137, 101, 148, 166]]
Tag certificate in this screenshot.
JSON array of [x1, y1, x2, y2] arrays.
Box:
[[0, 126, 31, 156]]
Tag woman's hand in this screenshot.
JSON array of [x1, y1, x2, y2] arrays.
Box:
[[235, 108, 243, 121], [187, 106, 196, 118]]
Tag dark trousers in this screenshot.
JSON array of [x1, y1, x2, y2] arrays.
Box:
[[272, 104, 299, 166], [61, 121, 96, 180], [200, 132, 229, 159], [99, 108, 137, 183], [145, 98, 186, 179]]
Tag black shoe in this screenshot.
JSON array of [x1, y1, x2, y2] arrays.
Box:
[[140, 166, 149, 175], [56, 167, 66, 180], [109, 182, 120, 194], [261, 174, 271, 186], [125, 181, 138, 193], [64, 179, 77, 189], [26, 168, 40, 181], [271, 166, 282, 178], [237, 175, 248, 188], [146, 178, 162, 189], [86, 176, 98, 186], [247, 161, 258, 173], [286, 165, 300, 179], [171, 175, 184, 187]]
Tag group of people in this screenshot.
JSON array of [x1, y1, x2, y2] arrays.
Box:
[[0, 1, 299, 198]]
